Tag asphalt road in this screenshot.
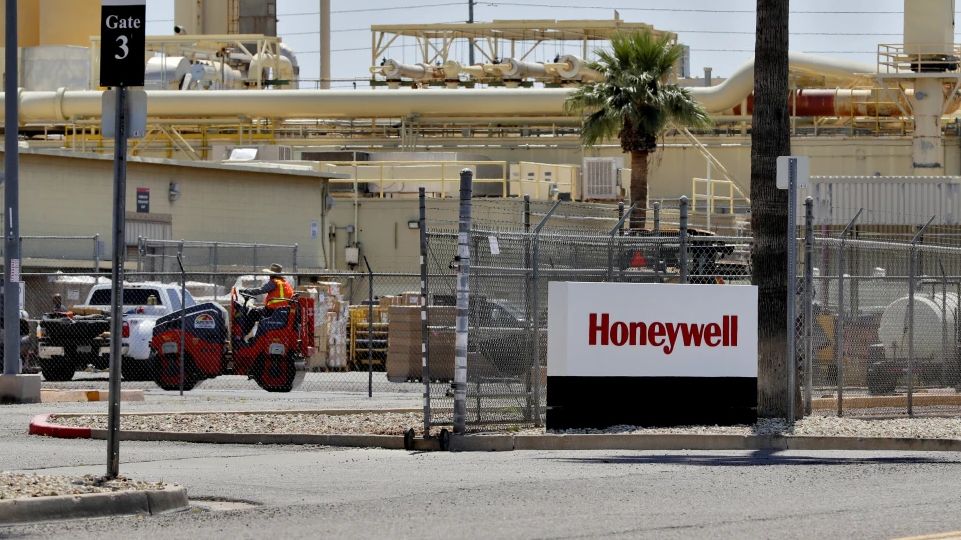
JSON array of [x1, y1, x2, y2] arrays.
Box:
[[3, 394, 961, 539]]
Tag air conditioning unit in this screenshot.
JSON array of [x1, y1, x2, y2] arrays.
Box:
[[581, 157, 621, 200]]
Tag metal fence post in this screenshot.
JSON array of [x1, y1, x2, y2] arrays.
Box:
[[803, 197, 814, 415], [418, 188, 431, 436], [608, 203, 636, 282], [292, 243, 299, 274], [522, 195, 533, 420], [453, 169, 474, 435], [94, 234, 101, 272], [530, 200, 562, 428], [835, 208, 863, 417], [908, 239, 916, 417], [679, 196, 689, 284], [908, 217, 935, 417], [364, 257, 374, 399], [136, 236, 144, 273], [940, 260, 949, 393], [786, 158, 799, 424], [653, 202, 661, 278], [653, 202, 660, 234]]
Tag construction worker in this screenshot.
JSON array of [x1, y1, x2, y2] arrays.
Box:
[[238, 263, 294, 338]]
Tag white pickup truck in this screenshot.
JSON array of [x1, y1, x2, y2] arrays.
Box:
[[38, 282, 201, 381]]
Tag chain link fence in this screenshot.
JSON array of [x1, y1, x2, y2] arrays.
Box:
[[24, 269, 441, 406], [798, 211, 961, 419], [423, 189, 754, 433], [17, 187, 961, 431]]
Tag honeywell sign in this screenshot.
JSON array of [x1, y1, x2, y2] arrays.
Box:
[[547, 282, 758, 429]]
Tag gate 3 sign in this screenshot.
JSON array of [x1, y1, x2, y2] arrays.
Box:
[[546, 282, 758, 430], [100, 0, 146, 88]]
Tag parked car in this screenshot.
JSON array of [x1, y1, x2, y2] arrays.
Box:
[[433, 294, 545, 379], [38, 282, 198, 381]]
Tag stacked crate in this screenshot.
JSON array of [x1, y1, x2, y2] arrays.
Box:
[[386, 305, 456, 382]]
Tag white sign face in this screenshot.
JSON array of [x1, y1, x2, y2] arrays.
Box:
[[488, 235, 500, 255], [9, 258, 20, 283], [776, 155, 810, 190], [547, 282, 758, 378]]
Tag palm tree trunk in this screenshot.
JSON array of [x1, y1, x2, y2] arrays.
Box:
[[628, 149, 649, 230], [751, 0, 793, 418]]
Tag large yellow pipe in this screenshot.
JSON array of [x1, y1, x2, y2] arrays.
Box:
[[3, 88, 574, 123]]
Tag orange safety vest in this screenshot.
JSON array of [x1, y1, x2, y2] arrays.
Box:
[[265, 277, 294, 308]]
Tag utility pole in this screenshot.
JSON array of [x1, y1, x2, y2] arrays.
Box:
[[467, 0, 475, 66], [3, 0, 21, 379]]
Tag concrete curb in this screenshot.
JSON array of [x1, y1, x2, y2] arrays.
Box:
[[0, 486, 188, 525], [812, 394, 961, 410], [29, 414, 92, 439], [47, 408, 421, 417], [88, 428, 406, 449], [41, 389, 144, 403], [29, 413, 961, 453]]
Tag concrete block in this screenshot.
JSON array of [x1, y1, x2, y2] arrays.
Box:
[[0, 374, 41, 404]]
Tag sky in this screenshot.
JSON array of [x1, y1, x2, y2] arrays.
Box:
[[143, 0, 923, 88]]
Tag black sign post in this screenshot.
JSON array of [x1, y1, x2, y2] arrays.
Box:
[[100, 0, 145, 481]]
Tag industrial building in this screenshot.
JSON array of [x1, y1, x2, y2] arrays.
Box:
[[0, 0, 959, 273]]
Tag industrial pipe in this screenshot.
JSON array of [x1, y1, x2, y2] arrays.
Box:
[[501, 58, 547, 80], [556, 54, 604, 82], [3, 88, 574, 122], [379, 59, 437, 81], [2, 52, 946, 123], [689, 52, 875, 112]]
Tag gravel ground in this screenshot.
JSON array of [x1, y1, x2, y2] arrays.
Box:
[[49, 412, 961, 440], [0, 473, 167, 500], [53, 412, 424, 436]]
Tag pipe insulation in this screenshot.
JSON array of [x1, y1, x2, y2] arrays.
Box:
[[688, 52, 877, 112], [1, 53, 950, 123], [5, 88, 575, 122]]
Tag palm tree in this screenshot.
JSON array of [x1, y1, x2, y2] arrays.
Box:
[[751, 0, 792, 418], [566, 31, 711, 229]]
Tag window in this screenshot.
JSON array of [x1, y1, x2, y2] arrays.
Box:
[[88, 289, 166, 306], [167, 289, 196, 311]]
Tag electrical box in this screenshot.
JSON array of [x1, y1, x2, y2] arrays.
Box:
[[345, 246, 359, 266]]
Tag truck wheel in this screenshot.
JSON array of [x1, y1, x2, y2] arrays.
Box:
[[255, 354, 295, 392], [154, 353, 196, 391], [40, 356, 75, 382], [867, 362, 897, 395], [121, 361, 150, 382], [92, 356, 109, 371]]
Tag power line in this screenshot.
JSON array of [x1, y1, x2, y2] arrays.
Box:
[[480, 2, 904, 14], [279, 2, 464, 16], [282, 27, 906, 37]]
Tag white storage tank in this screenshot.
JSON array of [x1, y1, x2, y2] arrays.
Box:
[[878, 292, 958, 359]]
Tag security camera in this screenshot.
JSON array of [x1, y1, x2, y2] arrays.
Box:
[[173, 25, 185, 34]]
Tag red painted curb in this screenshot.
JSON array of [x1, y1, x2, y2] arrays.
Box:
[[29, 414, 92, 439]]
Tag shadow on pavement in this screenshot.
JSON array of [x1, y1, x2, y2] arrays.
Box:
[[546, 449, 961, 467]]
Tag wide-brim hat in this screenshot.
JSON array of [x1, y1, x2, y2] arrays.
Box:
[[262, 263, 284, 275]]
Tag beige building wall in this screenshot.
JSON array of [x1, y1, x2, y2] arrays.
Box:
[[0, 0, 98, 47], [175, 0, 231, 35], [1, 151, 331, 269]]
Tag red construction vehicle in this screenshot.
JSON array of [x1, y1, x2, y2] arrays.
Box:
[[150, 289, 315, 392]]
